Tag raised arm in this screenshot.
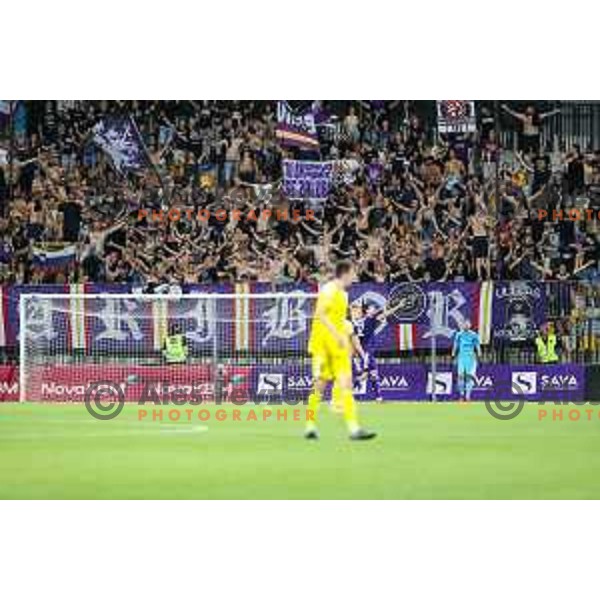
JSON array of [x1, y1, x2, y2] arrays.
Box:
[[527, 183, 548, 209], [509, 251, 526, 271], [540, 108, 560, 120], [515, 151, 534, 173], [573, 260, 595, 275], [408, 176, 425, 204], [501, 104, 525, 122]]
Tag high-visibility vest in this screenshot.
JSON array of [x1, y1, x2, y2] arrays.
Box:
[[165, 334, 187, 362], [535, 333, 558, 363]]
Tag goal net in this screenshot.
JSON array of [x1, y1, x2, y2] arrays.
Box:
[[19, 292, 318, 404]]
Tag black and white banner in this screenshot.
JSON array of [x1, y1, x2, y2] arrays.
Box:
[[437, 101, 477, 134]]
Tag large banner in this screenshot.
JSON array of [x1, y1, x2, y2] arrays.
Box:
[[282, 159, 333, 201], [0, 281, 548, 353]]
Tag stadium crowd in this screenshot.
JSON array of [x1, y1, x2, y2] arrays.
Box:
[[1, 100, 600, 287]]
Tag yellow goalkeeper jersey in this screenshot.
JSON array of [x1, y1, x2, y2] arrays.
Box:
[[308, 280, 349, 353]]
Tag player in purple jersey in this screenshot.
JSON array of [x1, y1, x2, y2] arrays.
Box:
[[351, 301, 385, 403]]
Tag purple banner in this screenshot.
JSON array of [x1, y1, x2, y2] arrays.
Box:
[[250, 363, 585, 403], [282, 159, 333, 201], [276, 101, 319, 150], [0, 281, 548, 354], [349, 281, 494, 350], [491, 281, 546, 342], [250, 364, 426, 402], [427, 363, 585, 402]]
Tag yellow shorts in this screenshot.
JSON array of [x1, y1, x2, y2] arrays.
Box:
[[311, 345, 352, 382]]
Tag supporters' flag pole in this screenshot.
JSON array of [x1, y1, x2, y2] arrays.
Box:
[[130, 115, 166, 191]]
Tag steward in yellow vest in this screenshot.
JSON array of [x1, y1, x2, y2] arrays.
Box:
[[163, 324, 188, 364], [535, 325, 559, 364]]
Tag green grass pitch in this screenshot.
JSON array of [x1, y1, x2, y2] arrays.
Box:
[[1, 401, 600, 499]]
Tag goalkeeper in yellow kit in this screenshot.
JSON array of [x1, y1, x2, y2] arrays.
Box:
[[305, 261, 377, 441]]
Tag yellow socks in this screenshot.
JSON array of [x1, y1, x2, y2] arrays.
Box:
[[307, 386, 360, 434], [340, 388, 360, 434], [306, 389, 321, 430], [331, 384, 344, 413]]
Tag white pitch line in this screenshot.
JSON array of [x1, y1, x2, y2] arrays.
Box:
[[159, 425, 209, 434], [0, 425, 209, 439]]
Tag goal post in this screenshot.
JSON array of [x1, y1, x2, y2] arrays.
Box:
[[18, 292, 318, 404]]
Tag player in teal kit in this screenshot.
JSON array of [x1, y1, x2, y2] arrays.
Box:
[[452, 319, 481, 401]]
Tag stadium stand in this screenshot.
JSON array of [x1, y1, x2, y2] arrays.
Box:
[[0, 100, 599, 287], [1, 102, 600, 401]]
